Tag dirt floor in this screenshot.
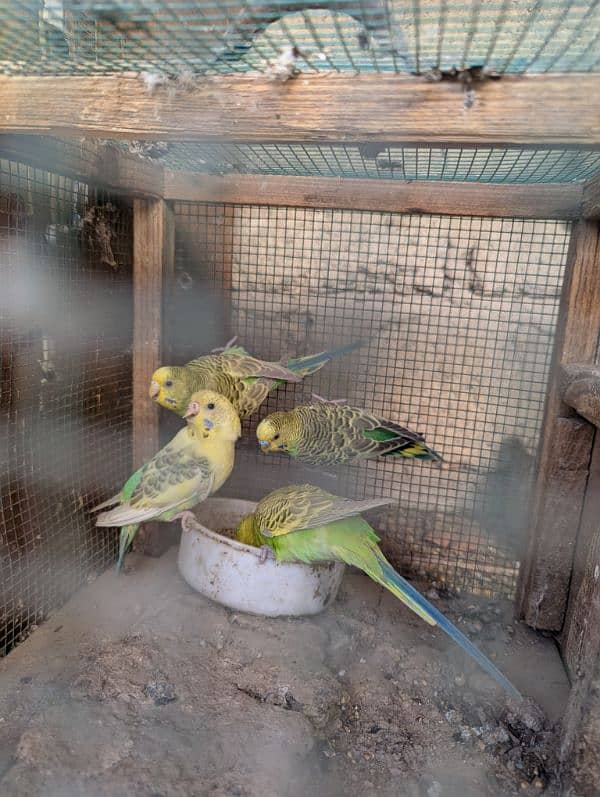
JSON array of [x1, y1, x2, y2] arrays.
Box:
[[0, 546, 571, 797]]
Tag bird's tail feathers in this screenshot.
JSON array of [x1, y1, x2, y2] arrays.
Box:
[[91, 493, 121, 512], [117, 524, 139, 572], [377, 556, 521, 699], [286, 341, 363, 376], [335, 535, 520, 700]]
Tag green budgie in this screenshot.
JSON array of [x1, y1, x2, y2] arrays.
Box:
[[94, 390, 241, 571], [149, 341, 361, 419], [235, 484, 520, 700], [256, 401, 442, 466]]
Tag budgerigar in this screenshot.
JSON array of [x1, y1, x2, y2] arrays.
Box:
[[94, 390, 241, 570], [256, 402, 442, 466], [235, 484, 520, 700], [149, 342, 360, 419]]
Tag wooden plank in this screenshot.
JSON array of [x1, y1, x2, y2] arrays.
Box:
[[582, 175, 600, 219], [559, 437, 600, 788], [0, 134, 164, 197], [0, 74, 599, 145], [561, 363, 600, 428], [132, 198, 175, 558], [561, 433, 600, 677], [517, 220, 600, 631], [165, 171, 582, 219]]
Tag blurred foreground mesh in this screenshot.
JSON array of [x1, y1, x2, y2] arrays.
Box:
[[0, 157, 133, 656]]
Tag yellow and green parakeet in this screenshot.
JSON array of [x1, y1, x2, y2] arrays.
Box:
[[236, 484, 520, 700], [94, 389, 241, 571], [256, 402, 441, 466], [149, 342, 360, 419]]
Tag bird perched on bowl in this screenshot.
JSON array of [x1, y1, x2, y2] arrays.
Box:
[[235, 484, 520, 700], [256, 401, 441, 466], [93, 390, 241, 571], [149, 341, 361, 420]]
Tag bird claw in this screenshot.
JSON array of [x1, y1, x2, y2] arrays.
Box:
[[175, 510, 199, 533], [258, 545, 275, 564], [311, 393, 347, 405], [211, 335, 238, 353]]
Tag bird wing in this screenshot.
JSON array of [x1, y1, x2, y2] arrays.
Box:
[[219, 351, 303, 383], [256, 484, 393, 538], [95, 447, 214, 527]]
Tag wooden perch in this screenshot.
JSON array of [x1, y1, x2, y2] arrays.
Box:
[[0, 74, 599, 144], [561, 364, 600, 428]]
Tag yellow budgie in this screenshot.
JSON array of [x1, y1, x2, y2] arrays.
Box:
[[93, 390, 241, 570]]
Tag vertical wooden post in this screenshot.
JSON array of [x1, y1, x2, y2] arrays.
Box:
[[132, 197, 175, 557], [517, 220, 600, 630], [559, 435, 600, 789]]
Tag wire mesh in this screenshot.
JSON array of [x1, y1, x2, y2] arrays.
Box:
[[171, 201, 570, 598], [0, 1, 599, 75], [157, 141, 600, 183], [0, 156, 133, 656]]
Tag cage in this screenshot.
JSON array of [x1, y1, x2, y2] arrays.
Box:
[[0, 1, 599, 795]]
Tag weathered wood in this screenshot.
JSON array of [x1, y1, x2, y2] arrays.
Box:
[[562, 668, 600, 795], [561, 364, 600, 428], [132, 198, 175, 558], [518, 220, 600, 631], [559, 436, 600, 788], [0, 134, 164, 197], [561, 435, 600, 677], [582, 175, 600, 219], [164, 171, 582, 218], [0, 74, 599, 144]]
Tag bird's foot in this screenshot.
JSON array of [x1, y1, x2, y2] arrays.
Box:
[[311, 393, 347, 405], [211, 335, 238, 353], [258, 545, 275, 565], [175, 510, 199, 533]]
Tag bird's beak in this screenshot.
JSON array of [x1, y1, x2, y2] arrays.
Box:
[[258, 440, 269, 450], [149, 381, 160, 399], [203, 418, 214, 430], [183, 401, 199, 420]]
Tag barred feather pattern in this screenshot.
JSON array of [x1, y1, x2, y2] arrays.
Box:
[[258, 403, 441, 466]]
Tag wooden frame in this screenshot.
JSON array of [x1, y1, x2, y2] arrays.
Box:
[[1, 134, 592, 221], [132, 197, 175, 557], [517, 220, 600, 632], [0, 134, 163, 197], [0, 74, 599, 145], [583, 175, 600, 219], [165, 172, 583, 219]]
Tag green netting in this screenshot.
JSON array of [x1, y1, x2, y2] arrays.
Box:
[[152, 141, 600, 182], [0, 1, 599, 76]]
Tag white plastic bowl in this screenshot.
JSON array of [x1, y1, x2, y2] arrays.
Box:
[[177, 497, 345, 617]]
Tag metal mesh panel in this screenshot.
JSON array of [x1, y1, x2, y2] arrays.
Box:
[[158, 141, 600, 183], [0, 157, 133, 656], [0, 1, 599, 75], [172, 201, 570, 598]]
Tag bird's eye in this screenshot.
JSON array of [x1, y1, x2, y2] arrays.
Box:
[[273, 433, 280, 440], [207, 402, 215, 410], [165, 380, 173, 388]]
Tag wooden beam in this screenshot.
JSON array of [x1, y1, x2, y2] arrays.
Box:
[[0, 74, 599, 145], [164, 171, 582, 219], [517, 220, 600, 631], [561, 364, 600, 428], [132, 197, 175, 558], [559, 436, 600, 789], [561, 434, 600, 678], [0, 134, 164, 197], [583, 175, 600, 219]]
